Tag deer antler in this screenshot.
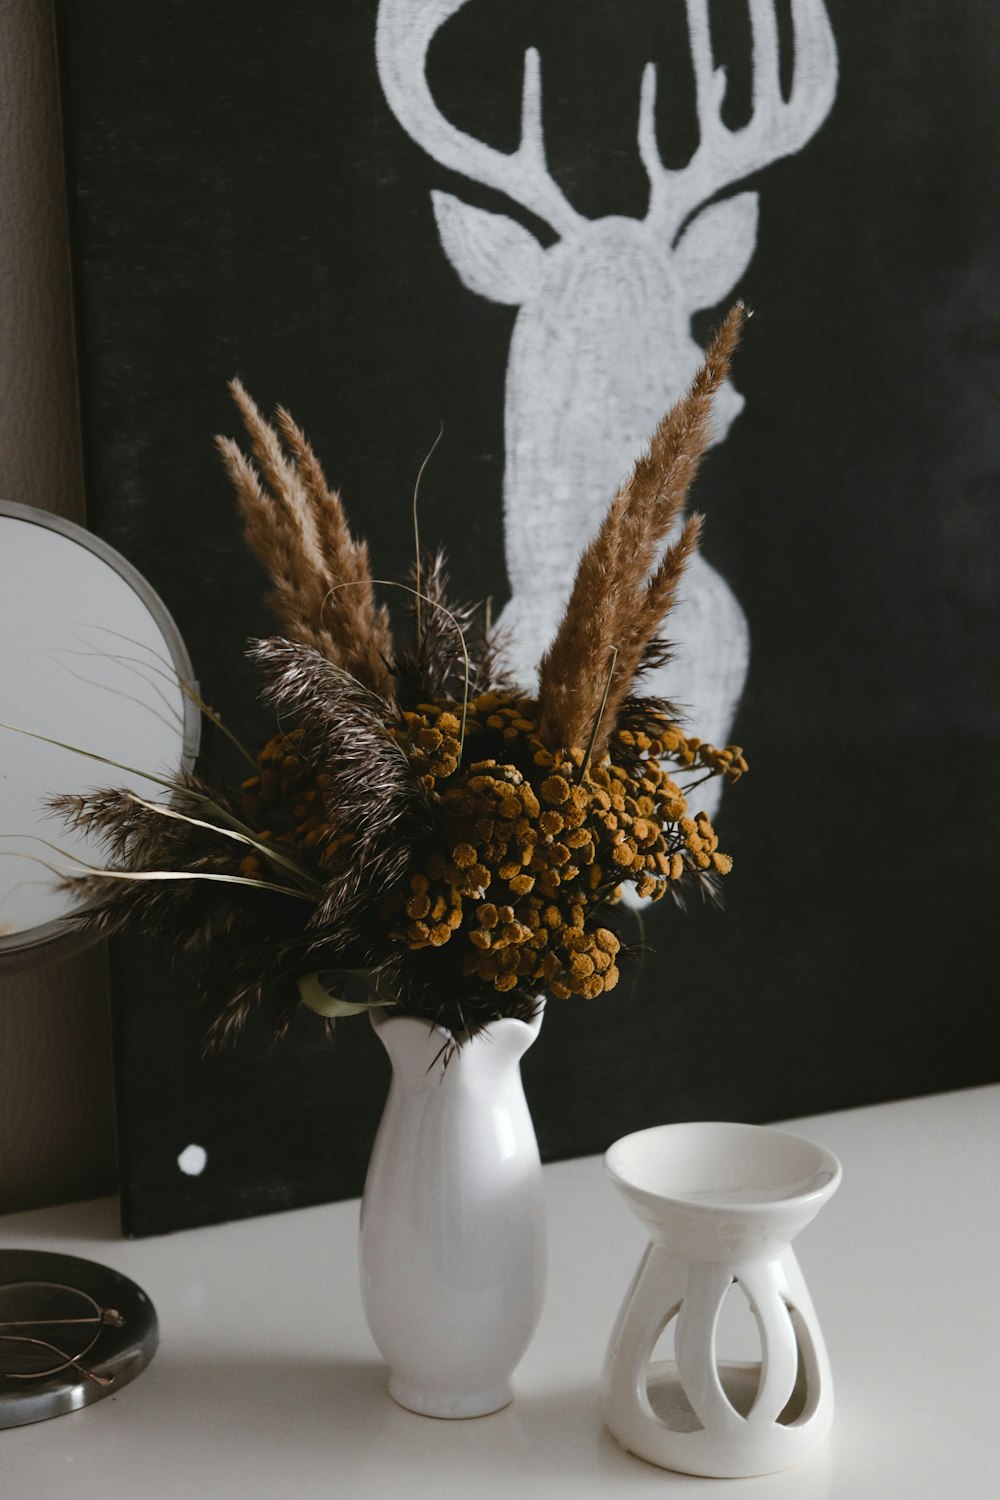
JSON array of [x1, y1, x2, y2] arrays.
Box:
[[376, 0, 583, 237], [640, 0, 837, 240]]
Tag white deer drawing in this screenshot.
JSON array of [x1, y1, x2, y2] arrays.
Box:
[[375, 0, 838, 818]]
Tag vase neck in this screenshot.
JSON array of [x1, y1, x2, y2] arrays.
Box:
[[371, 1005, 543, 1085]]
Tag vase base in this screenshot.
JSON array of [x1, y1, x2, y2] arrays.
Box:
[[387, 1374, 514, 1419]]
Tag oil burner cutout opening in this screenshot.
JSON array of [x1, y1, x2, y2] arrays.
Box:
[[643, 1278, 822, 1436], [602, 1122, 841, 1479]]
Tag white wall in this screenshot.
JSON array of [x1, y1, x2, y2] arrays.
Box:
[[0, 0, 117, 1211]]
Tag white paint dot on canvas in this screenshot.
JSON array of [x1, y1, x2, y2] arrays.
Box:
[[177, 1143, 207, 1176]]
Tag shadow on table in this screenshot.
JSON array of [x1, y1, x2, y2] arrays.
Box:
[[127, 1350, 833, 1496]]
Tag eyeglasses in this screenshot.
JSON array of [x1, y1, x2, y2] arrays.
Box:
[[0, 1280, 126, 1388]]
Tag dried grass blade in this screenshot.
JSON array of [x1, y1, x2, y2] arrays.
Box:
[[0, 721, 184, 792], [123, 794, 323, 895], [2, 835, 313, 901]]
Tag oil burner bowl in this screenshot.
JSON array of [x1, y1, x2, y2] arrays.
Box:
[[602, 1121, 841, 1478]]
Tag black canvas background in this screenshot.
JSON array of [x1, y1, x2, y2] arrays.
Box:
[[54, 1, 999, 1235]]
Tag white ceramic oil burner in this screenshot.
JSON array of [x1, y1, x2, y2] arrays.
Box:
[[602, 1121, 841, 1478]]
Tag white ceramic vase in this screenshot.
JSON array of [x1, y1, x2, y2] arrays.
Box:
[[360, 1003, 546, 1418], [602, 1121, 841, 1478]]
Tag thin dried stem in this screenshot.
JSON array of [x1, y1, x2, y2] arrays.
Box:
[[579, 645, 619, 781], [411, 424, 444, 654]]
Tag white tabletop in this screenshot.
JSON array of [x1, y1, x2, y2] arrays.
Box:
[[2, 1084, 998, 1498]]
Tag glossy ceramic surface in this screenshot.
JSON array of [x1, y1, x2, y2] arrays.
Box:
[[603, 1121, 841, 1477], [360, 1005, 546, 1417]]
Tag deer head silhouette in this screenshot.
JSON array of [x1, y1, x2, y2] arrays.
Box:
[[376, 0, 837, 816]]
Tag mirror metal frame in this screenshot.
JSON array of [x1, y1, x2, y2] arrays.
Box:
[[0, 500, 201, 973]]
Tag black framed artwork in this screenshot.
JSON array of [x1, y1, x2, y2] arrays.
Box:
[[54, 1, 999, 1235]]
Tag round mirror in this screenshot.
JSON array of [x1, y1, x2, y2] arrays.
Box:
[[0, 501, 200, 971]]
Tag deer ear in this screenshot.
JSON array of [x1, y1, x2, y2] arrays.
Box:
[[672, 191, 759, 309], [431, 190, 546, 306]]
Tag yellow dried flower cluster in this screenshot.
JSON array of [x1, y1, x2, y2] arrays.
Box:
[[237, 728, 347, 881], [652, 730, 748, 783], [391, 692, 741, 1001]]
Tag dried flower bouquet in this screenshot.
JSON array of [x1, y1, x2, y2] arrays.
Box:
[[53, 306, 748, 1043]]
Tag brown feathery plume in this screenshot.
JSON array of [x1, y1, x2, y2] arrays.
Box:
[[621, 511, 704, 692], [392, 549, 511, 705], [536, 303, 745, 754], [248, 637, 432, 940], [215, 435, 329, 654], [392, 549, 476, 704], [45, 773, 316, 1005], [217, 381, 394, 698], [274, 403, 394, 687]]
